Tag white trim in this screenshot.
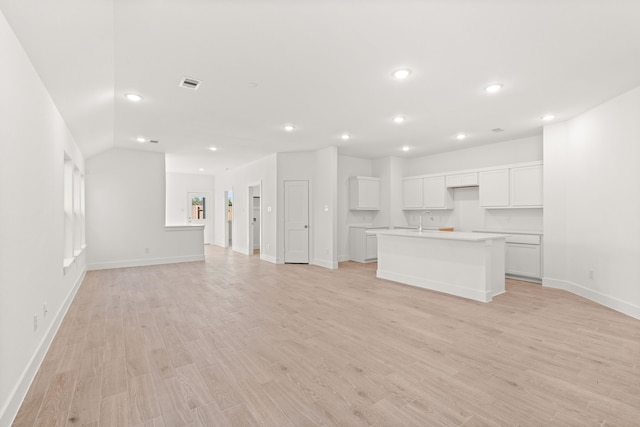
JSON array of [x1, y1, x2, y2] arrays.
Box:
[[87, 254, 204, 271], [0, 270, 85, 427], [312, 259, 338, 269], [403, 160, 543, 180], [377, 270, 503, 303], [338, 254, 350, 262], [260, 254, 277, 264], [164, 225, 204, 231], [543, 277, 640, 320]]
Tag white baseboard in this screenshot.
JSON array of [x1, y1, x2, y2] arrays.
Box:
[[543, 277, 640, 320], [260, 254, 277, 264], [377, 269, 498, 303], [0, 270, 85, 427], [312, 259, 339, 270], [87, 254, 205, 271], [338, 254, 350, 262]]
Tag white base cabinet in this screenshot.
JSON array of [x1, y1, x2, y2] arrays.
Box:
[[474, 231, 542, 282], [506, 243, 541, 279], [505, 234, 542, 281], [349, 226, 387, 262]]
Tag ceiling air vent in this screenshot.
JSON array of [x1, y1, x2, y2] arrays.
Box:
[[179, 77, 202, 90], [491, 128, 504, 133], [150, 140, 159, 144]]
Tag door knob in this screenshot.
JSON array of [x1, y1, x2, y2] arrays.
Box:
[[304, 225, 308, 228]]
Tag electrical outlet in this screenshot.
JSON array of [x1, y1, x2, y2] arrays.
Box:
[[267, 243, 270, 249], [589, 270, 594, 280], [43, 303, 48, 318], [145, 247, 150, 254], [33, 314, 38, 332]]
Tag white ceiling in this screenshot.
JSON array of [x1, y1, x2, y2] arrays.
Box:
[[2, 0, 640, 175]]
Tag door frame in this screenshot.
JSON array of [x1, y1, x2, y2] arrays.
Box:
[[248, 181, 262, 255], [223, 188, 234, 248]]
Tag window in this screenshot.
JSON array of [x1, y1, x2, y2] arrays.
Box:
[[191, 196, 206, 220]]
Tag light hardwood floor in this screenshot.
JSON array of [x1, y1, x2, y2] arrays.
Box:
[[13, 245, 640, 426]]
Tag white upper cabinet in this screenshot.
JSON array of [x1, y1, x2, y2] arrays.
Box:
[[480, 163, 543, 209], [402, 178, 424, 209], [402, 176, 452, 210], [423, 176, 453, 209], [405, 161, 543, 211], [445, 172, 478, 188], [349, 176, 380, 210], [510, 165, 543, 207], [479, 169, 510, 207]]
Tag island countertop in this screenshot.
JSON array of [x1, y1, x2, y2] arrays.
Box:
[[369, 229, 508, 242]]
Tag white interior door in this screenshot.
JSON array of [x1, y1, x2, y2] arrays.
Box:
[[284, 180, 309, 263], [188, 192, 210, 244]]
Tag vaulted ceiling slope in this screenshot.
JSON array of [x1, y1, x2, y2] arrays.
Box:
[[2, 0, 640, 175]]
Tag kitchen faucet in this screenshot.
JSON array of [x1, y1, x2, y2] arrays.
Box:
[[418, 210, 432, 232]]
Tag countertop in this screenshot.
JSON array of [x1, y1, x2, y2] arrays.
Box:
[[370, 229, 508, 242], [473, 228, 543, 235]]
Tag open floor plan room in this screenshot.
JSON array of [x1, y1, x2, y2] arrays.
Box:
[[12, 246, 640, 426]]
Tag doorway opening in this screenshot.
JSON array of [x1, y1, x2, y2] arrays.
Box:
[[224, 189, 233, 248], [248, 183, 261, 256], [188, 192, 210, 244]]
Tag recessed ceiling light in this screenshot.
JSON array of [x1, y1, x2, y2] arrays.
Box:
[[199, 168, 204, 172], [484, 83, 503, 93], [456, 133, 466, 140], [284, 124, 295, 132], [541, 114, 556, 121], [393, 116, 406, 124], [402, 146, 410, 152], [392, 68, 412, 80], [136, 137, 146, 143], [341, 133, 350, 140], [125, 93, 143, 102], [209, 146, 217, 151]]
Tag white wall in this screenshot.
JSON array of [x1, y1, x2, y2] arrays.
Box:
[[544, 86, 640, 319], [405, 135, 543, 176], [0, 11, 86, 426], [337, 155, 375, 261], [276, 152, 315, 263], [312, 147, 338, 269], [399, 136, 544, 231], [166, 172, 215, 243], [86, 149, 204, 269], [401, 187, 543, 232], [214, 154, 278, 262], [276, 149, 340, 267]]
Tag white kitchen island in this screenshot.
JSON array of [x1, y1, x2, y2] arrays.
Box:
[[372, 229, 507, 302]]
